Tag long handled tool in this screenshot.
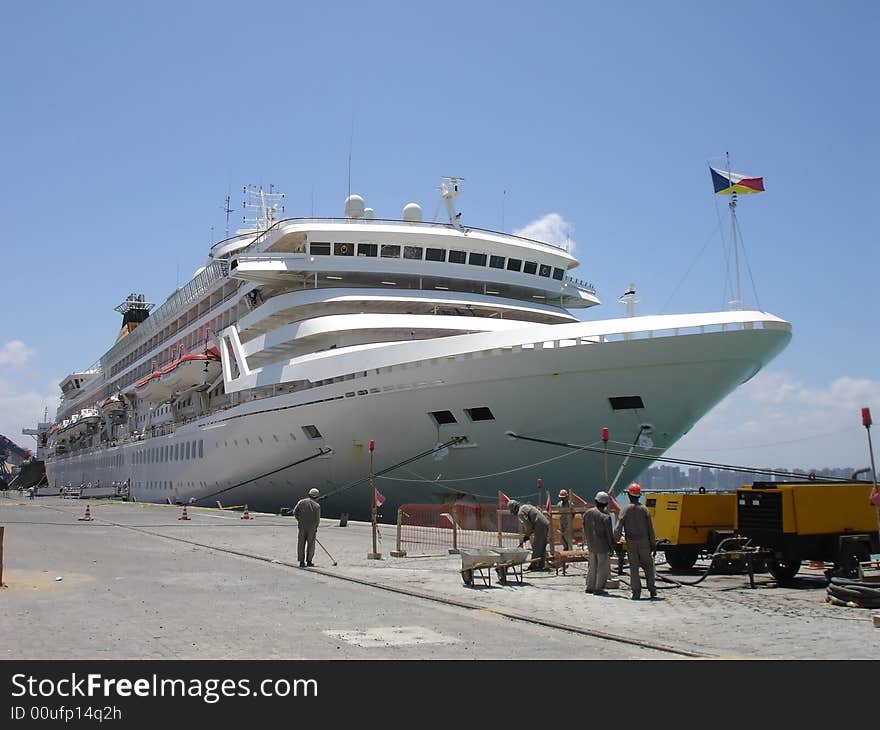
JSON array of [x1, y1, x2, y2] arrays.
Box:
[[315, 537, 338, 566]]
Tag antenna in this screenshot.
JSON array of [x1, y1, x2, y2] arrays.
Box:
[[241, 185, 285, 231], [221, 194, 234, 238], [501, 188, 507, 232], [347, 116, 354, 204], [440, 176, 465, 229]]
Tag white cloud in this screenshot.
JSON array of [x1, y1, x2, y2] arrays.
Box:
[[0, 340, 34, 368], [666, 372, 880, 470], [0, 376, 60, 445], [514, 213, 577, 254]]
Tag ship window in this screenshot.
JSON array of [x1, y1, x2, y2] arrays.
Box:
[[430, 410, 457, 425], [506, 258, 522, 272], [449, 250, 467, 264], [552, 267, 565, 281], [357, 243, 377, 257], [465, 407, 495, 422], [609, 395, 645, 411], [174, 443, 179, 461], [468, 253, 487, 266], [199, 440, 203, 458], [425, 248, 446, 262], [185, 442, 190, 459], [404, 245, 423, 260], [334, 242, 354, 256], [302, 424, 322, 439], [523, 261, 538, 275], [489, 255, 505, 269], [381, 244, 400, 258], [310, 242, 331, 255], [539, 264, 552, 278]]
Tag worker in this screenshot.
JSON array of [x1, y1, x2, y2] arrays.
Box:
[[292, 487, 321, 568], [613, 482, 660, 600], [556, 489, 572, 550], [509, 499, 550, 571], [583, 491, 615, 594]]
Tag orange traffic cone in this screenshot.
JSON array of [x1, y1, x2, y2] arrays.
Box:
[[241, 504, 251, 520], [78, 504, 94, 522], [178, 504, 190, 521]]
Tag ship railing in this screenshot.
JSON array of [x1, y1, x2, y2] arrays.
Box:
[[230, 216, 573, 258], [102, 259, 230, 366]]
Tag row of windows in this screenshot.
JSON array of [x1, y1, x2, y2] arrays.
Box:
[[133, 439, 204, 465], [430, 407, 495, 425], [309, 242, 566, 281]]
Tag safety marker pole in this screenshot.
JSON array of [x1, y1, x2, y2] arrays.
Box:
[[0, 525, 4, 588], [862, 408, 880, 536], [367, 439, 382, 560]]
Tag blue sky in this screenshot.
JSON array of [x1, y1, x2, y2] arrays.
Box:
[[2, 1, 878, 469]]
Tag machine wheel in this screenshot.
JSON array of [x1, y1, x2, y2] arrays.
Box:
[[664, 547, 699, 571], [461, 569, 474, 586], [767, 557, 801, 581]]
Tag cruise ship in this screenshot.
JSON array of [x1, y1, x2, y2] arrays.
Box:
[[45, 179, 791, 519]]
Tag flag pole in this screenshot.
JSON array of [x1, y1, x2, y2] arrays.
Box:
[[727, 150, 742, 311]]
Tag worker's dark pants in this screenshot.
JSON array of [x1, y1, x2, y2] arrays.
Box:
[[530, 524, 549, 569], [560, 520, 571, 551], [297, 526, 317, 563], [626, 540, 656, 598]]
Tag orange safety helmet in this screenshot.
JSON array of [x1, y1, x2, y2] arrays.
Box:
[[626, 482, 642, 497], [558, 489, 568, 498]]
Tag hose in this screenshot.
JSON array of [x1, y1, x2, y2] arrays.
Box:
[[655, 537, 760, 587], [826, 577, 880, 607]]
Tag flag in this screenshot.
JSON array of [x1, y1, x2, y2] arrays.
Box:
[[498, 491, 510, 507], [374, 487, 385, 508], [608, 493, 621, 515], [569, 491, 589, 507], [710, 166, 764, 195]]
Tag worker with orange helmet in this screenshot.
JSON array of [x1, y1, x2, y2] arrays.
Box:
[[612, 482, 659, 600], [556, 489, 572, 550]]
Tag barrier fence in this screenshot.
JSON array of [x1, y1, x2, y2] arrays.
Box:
[[395, 503, 592, 556]]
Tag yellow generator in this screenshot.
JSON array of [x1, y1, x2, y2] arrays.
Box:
[[646, 491, 738, 570], [736, 481, 880, 580]]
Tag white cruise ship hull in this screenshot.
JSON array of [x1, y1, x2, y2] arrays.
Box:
[[46, 314, 790, 521]]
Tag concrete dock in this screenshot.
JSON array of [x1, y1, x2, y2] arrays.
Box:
[[1, 495, 876, 659]]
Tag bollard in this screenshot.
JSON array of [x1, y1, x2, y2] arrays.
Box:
[[338, 512, 349, 527], [390, 508, 406, 557]]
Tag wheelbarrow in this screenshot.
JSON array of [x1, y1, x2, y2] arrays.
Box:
[[493, 547, 531, 584], [459, 548, 501, 587]]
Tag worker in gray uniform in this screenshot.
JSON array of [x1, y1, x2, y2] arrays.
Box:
[[509, 500, 550, 571], [612, 482, 659, 600], [292, 487, 321, 567], [583, 490, 615, 594]]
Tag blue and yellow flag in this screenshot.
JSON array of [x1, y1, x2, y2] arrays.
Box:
[[710, 166, 765, 194]]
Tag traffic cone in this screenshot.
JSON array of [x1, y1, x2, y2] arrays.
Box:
[[178, 504, 190, 521], [241, 504, 251, 520], [78, 504, 94, 522]]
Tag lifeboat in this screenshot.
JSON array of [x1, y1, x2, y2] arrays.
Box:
[[98, 394, 125, 417], [133, 366, 173, 404], [159, 346, 221, 395]]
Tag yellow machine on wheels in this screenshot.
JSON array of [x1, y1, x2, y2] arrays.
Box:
[[735, 481, 879, 581]]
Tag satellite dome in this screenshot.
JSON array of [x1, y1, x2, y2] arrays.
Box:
[[363, 207, 375, 219], [345, 194, 365, 219], [402, 202, 422, 222]]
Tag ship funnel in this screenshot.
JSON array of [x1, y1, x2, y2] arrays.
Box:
[[113, 293, 154, 344]]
